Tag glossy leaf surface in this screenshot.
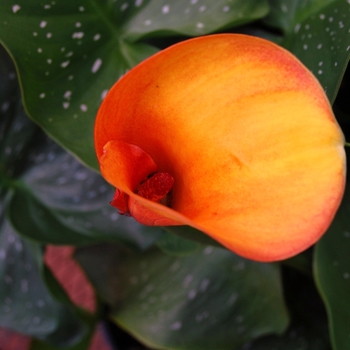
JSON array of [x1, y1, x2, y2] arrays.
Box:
[[0, 0, 268, 168], [0, 44, 93, 346], [314, 179, 350, 350], [76, 244, 289, 350], [0, 45, 161, 251], [156, 230, 200, 257], [266, 0, 350, 102], [0, 222, 88, 346]]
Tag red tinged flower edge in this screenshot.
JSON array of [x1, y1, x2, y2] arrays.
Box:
[[94, 34, 346, 262]]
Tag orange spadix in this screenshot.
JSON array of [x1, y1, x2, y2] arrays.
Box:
[[95, 34, 345, 262]]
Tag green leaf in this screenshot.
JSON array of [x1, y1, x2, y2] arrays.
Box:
[[239, 265, 331, 350], [76, 244, 289, 350], [30, 334, 92, 350], [0, 219, 88, 346], [0, 0, 269, 168], [314, 180, 350, 350], [164, 225, 225, 249], [156, 230, 200, 257], [265, 0, 350, 103], [29, 310, 97, 350], [7, 136, 163, 248], [0, 59, 96, 341], [264, 0, 335, 34], [0, 43, 161, 249], [124, 0, 269, 41]]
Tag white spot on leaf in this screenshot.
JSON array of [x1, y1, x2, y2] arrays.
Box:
[[188, 290, 197, 300], [101, 89, 108, 99], [72, 32, 84, 39], [1, 102, 9, 112], [162, 5, 170, 14], [61, 60, 70, 68], [121, 3, 128, 11], [92, 58, 102, 73], [203, 246, 213, 255], [199, 278, 210, 292], [170, 321, 182, 330], [227, 292, 238, 305], [183, 274, 193, 288], [64, 91, 72, 99], [294, 23, 301, 33], [12, 5, 21, 13]]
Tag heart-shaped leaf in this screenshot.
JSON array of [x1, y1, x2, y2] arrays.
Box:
[[76, 243, 289, 350], [0, 0, 269, 168]]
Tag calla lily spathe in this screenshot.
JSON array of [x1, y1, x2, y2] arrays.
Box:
[[95, 34, 345, 262]]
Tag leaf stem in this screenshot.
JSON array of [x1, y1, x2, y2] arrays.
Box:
[[345, 142, 350, 148]]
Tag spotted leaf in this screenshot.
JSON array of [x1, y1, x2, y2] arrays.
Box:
[[0, 44, 153, 347], [75, 243, 289, 350], [0, 220, 88, 346], [0, 0, 269, 168], [0, 44, 162, 249], [265, 0, 350, 102]]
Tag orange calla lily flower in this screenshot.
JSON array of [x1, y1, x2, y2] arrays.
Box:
[[95, 34, 345, 262]]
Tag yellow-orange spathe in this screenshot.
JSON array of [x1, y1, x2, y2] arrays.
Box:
[[95, 34, 345, 262]]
